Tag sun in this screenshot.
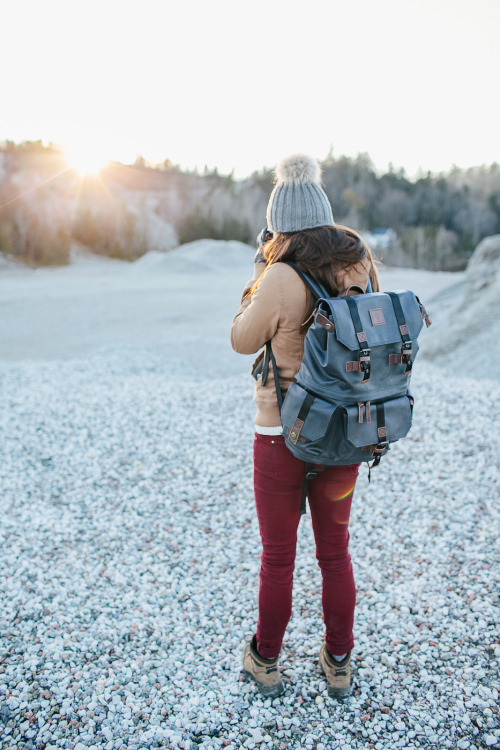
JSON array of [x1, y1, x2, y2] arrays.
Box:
[[64, 143, 110, 175]]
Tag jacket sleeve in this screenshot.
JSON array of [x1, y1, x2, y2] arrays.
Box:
[[238, 260, 266, 301], [230, 264, 281, 355]]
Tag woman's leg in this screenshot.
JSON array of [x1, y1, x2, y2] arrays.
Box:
[[307, 464, 359, 656], [253, 434, 305, 659]]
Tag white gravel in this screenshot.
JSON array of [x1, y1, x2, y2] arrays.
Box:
[[0, 247, 498, 749], [0, 346, 499, 750]]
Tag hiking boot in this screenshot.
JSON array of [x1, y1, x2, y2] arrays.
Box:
[[241, 636, 284, 697], [319, 643, 352, 700]]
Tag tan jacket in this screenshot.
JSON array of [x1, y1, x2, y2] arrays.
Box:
[[231, 260, 370, 427]]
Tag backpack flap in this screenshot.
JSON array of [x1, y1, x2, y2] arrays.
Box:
[[344, 394, 413, 449], [298, 291, 423, 404], [327, 291, 424, 351]]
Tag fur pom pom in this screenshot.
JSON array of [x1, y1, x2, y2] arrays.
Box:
[[275, 154, 322, 185]]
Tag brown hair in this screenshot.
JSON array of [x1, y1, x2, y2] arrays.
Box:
[[248, 224, 380, 299]]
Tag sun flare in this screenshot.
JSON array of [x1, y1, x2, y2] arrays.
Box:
[[64, 143, 109, 175]]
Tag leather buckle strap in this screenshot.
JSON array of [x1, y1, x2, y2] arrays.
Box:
[[287, 393, 315, 446], [373, 403, 388, 454], [346, 356, 370, 372], [357, 401, 372, 424], [361, 442, 387, 454], [387, 292, 413, 375], [345, 296, 372, 383], [289, 418, 305, 445], [346, 360, 360, 372], [416, 295, 432, 328], [315, 311, 334, 331], [388, 342, 413, 373], [388, 353, 402, 365], [346, 350, 371, 382], [370, 443, 389, 473]]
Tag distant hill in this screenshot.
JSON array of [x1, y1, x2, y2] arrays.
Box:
[[1, 141, 500, 268]]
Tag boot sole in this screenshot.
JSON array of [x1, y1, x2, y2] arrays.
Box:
[[319, 661, 352, 701], [241, 669, 284, 697], [326, 684, 352, 700]]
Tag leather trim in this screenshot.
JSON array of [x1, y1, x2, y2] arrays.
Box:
[[316, 313, 334, 331], [369, 308, 386, 326], [288, 418, 305, 445]]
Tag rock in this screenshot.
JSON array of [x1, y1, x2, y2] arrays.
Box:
[[421, 233, 500, 379], [466, 234, 500, 293], [484, 735, 499, 747]]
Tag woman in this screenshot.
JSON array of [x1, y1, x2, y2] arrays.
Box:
[[231, 155, 380, 700]]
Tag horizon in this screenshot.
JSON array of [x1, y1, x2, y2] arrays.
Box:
[[2, 137, 499, 183]]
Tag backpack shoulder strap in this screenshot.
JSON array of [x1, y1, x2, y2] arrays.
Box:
[[265, 340, 283, 413], [260, 262, 329, 409], [286, 261, 372, 298], [284, 262, 330, 300], [260, 263, 327, 403]]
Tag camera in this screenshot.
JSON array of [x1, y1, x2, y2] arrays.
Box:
[[256, 227, 273, 250]]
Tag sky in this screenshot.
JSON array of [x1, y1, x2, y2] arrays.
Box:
[[2, 0, 499, 178]]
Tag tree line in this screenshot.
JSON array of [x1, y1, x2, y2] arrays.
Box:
[[1, 140, 499, 269]]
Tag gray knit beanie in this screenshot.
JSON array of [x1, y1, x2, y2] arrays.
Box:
[[266, 154, 334, 233]]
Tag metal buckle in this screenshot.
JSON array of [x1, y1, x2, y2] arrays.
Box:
[[401, 341, 413, 373], [359, 348, 371, 382], [359, 349, 371, 369]]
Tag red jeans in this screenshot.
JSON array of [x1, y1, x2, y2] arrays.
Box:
[[253, 433, 359, 659]]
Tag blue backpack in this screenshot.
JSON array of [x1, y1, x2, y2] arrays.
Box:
[[261, 262, 431, 512]]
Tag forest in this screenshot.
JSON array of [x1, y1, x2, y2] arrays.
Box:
[[1, 140, 499, 270]]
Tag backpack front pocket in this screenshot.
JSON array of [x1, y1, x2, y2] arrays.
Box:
[[281, 383, 341, 463], [281, 385, 413, 466], [343, 394, 413, 454]]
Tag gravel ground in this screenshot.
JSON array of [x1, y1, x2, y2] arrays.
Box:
[[1, 346, 499, 750]]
